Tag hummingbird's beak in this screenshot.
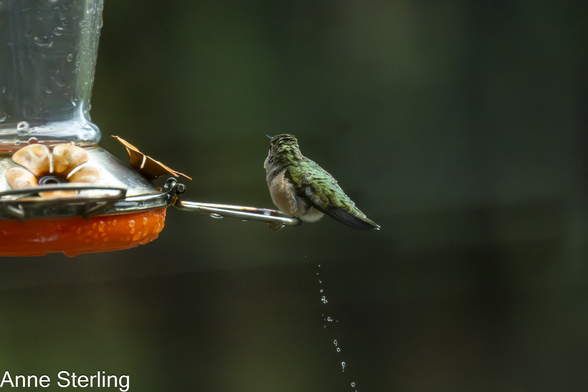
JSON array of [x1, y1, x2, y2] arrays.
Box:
[[266, 134, 273, 140]]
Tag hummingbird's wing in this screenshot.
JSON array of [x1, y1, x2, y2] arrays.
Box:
[[290, 160, 380, 231], [319, 204, 379, 230], [312, 199, 380, 230]]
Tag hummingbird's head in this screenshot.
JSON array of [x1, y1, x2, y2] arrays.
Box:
[[267, 134, 303, 160]]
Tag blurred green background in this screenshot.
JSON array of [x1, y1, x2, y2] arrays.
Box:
[[2, 0, 588, 391]]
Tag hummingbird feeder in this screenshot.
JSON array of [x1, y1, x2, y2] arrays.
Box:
[[0, 0, 299, 257]]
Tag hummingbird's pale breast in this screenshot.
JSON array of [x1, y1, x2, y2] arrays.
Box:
[[264, 153, 324, 222]]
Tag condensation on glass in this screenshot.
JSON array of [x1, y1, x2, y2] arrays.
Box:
[[0, 0, 104, 152]]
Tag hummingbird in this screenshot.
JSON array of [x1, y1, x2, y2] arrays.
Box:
[[264, 134, 380, 231]]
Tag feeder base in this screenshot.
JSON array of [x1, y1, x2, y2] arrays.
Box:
[[0, 208, 167, 257]]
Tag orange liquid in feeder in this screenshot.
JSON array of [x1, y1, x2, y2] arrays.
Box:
[[0, 208, 167, 258]]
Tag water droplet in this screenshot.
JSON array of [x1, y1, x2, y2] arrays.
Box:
[[341, 362, 346, 372], [33, 35, 50, 46], [327, 317, 333, 322], [336, 347, 341, 352], [268, 222, 285, 231], [319, 289, 323, 293], [0, 111, 6, 122], [51, 75, 66, 87], [16, 121, 29, 135], [333, 339, 338, 346], [27, 137, 38, 144], [318, 280, 322, 284], [321, 296, 328, 304], [210, 213, 223, 219], [13, 140, 20, 146], [54, 26, 64, 36], [66, 53, 73, 62], [351, 382, 356, 387]]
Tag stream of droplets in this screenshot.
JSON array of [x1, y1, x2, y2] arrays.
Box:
[[317, 264, 360, 392]]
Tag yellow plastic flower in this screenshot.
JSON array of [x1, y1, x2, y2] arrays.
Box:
[[5, 144, 100, 197]]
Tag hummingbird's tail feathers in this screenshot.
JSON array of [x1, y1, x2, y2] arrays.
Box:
[[316, 205, 380, 231]]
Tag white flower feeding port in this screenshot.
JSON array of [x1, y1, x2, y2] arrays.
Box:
[[0, 0, 298, 257]]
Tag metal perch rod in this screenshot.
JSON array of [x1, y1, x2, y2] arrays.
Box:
[[174, 200, 301, 227]]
